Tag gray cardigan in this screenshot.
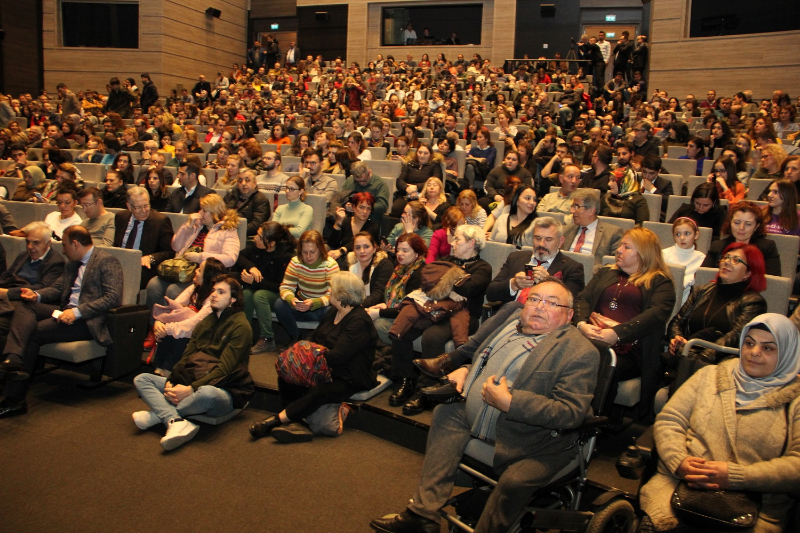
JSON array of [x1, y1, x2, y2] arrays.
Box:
[[640, 359, 800, 532]]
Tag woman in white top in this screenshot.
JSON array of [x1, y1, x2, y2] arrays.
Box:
[[490, 185, 538, 247], [45, 189, 82, 239], [348, 132, 371, 160], [661, 217, 706, 304]]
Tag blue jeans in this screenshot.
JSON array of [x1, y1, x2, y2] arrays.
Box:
[[273, 298, 328, 336], [133, 373, 233, 426]]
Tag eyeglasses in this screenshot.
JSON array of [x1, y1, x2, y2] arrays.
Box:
[[79, 200, 98, 209], [285, 187, 301, 192], [130, 203, 150, 212], [570, 204, 587, 210], [526, 295, 571, 310], [720, 255, 748, 267], [713, 168, 727, 174]]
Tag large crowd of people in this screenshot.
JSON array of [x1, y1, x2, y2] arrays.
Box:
[[1, 39, 799, 533]]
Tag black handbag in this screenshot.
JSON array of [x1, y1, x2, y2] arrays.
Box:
[[670, 482, 761, 530], [670, 403, 790, 531]]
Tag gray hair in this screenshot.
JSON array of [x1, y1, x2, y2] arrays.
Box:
[[144, 139, 159, 151], [457, 224, 486, 253], [350, 161, 370, 179], [571, 188, 600, 214], [330, 271, 366, 307], [23, 221, 53, 243], [127, 185, 149, 202], [533, 216, 564, 239], [534, 277, 574, 308]]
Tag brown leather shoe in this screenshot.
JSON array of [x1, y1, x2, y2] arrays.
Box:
[[412, 353, 454, 378]]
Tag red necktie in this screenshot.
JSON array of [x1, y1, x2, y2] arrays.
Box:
[[573, 226, 587, 253]]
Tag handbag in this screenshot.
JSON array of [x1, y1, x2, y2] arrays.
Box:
[[670, 482, 761, 530], [589, 312, 637, 355], [306, 402, 353, 436], [157, 246, 202, 283], [275, 340, 332, 388], [670, 403, 791, 531]]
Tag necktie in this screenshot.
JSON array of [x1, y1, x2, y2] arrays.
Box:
[[574, 226, 587, 253], [126, 220, 140, 249], [536, 259, 545, 266]]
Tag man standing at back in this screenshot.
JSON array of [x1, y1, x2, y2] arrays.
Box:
[[139, 73, 159, 114], [0, 226, 123, 418]]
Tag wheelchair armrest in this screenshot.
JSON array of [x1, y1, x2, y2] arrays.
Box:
[[555, 415, 609, 436], [680, 338, 739, 358]]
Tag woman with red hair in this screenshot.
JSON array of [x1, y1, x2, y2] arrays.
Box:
[[668, 242, 768, 367]]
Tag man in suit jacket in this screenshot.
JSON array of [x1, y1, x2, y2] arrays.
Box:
[[560, 188, 624, 273], [114, 186, 175, 288], [284, 41, 300, 69], [486, 216, 585, 303], [0, 222, 66, 346], [167, 162, 216, 214], [371, 279, 599, 533], [0, 226, 123, 417]]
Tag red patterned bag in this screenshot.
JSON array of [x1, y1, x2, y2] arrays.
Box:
[[275, 340, 332, 388]]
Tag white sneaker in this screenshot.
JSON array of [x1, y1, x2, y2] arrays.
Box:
[[160, 419, 199, 451], [132, 410, 161, 430]]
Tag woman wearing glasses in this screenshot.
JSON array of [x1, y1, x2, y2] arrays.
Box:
[[702, 201, 782, 276], [706, 155, 745, 204], [271, 175, 313, 238], [574, 227, 676, 416], [666, 243, 767, 379]]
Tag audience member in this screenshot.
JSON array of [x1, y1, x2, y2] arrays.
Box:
[[78, 187, 115, 246], [561, 188, 624, 272]]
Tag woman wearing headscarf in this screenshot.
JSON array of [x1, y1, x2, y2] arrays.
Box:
[[639, 313, 800, 533], [599, 166, 650, 225], [11, 165, 50, 202]]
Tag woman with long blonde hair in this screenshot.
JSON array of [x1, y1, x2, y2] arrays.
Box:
[[574, 227, 676, 414]]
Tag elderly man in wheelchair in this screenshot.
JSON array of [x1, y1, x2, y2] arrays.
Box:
[[370, 277, 603, 533]]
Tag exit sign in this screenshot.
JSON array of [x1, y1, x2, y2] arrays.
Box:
[[271, 23, 280, 30], [605, 14, 616, 22]]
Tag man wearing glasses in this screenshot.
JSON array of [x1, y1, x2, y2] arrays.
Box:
[[78, 187, 115, 246], [561, 188, 624, 273], [340, 161, 390, 220], [113, 186, 175, 288], [630, 120, 660, 159], [371, 278, 599, 533]]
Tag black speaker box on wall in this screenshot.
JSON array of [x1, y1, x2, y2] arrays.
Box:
[[540, 4, 555, 17], [205, 7, 221, 18]]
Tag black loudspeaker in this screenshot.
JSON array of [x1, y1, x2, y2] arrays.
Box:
[[205, 7, 222, 18], [540, 4, 555, 17], [315, 11, 330, 21]]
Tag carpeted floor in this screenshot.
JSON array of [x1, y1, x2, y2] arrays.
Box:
[[0, 369, 432, 533]]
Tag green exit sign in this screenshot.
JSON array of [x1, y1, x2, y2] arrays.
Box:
[[271, 23, 279, 30], [605, 14, 616, 22]]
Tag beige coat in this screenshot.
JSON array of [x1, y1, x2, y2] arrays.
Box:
[[640, 359, 800, 532]]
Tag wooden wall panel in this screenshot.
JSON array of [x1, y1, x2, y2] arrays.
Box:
[[649, 0, 800, 99], [250, 0, 297, 19], [0, 0, 43, 96], [42, 0, 248, 94]]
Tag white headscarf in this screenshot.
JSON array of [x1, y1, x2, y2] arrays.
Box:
[[734, 313, 800, 409]]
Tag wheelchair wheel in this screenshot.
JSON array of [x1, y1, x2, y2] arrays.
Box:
[[586, 499, 636, 533]]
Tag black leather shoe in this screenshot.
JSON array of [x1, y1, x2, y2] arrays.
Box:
[[402, 390, 428, 416], [271, 422, 313, 443], [389, 378, 415, 407], [249, 415, 281, 438], [413, 353, 454, 378], [0, 398, 27, 418], [370, 509, 440, 533], [420, 381, 464, 403], [0, 362, 29, 381]]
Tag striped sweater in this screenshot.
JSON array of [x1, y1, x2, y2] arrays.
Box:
[[279, 256, 340, 310]]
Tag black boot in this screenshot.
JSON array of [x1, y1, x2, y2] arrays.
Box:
[[402, 390, 429, 416], [249, 415, 281, 438], [389, 378, 415, 407]]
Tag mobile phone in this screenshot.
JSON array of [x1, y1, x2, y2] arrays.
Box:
[[525, 265, 535, 278], [34, 192, 44, 201]]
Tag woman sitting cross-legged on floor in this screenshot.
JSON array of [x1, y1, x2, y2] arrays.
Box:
[[149, 258, 226, 375], [249, 271, 378, 443], [132, 276, 254, 451]]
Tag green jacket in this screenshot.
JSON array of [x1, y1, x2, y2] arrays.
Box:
[[172, 307, 254, 407], [341, 175, 391, 219]]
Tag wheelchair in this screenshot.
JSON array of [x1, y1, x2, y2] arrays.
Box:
[[438, 345, 640, 533]]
